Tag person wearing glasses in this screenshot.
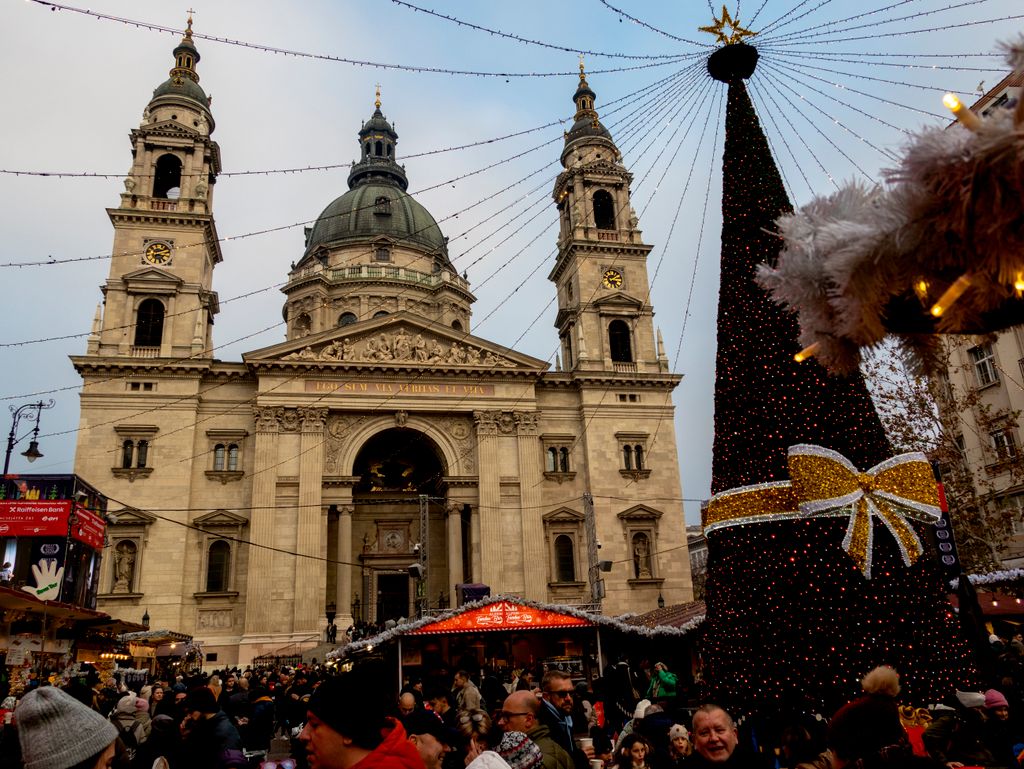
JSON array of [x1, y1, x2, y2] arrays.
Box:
[[499, 691, 573, 769], [538, 671, 594, 769]]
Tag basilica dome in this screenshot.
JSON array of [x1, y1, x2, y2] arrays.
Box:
[[305, 182, 446, 254]]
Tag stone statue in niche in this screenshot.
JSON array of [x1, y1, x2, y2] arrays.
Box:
[[112, 541, 136, 593], [633, 534, 652, 579]]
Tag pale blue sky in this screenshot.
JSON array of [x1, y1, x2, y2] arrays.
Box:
[[1, 0, 1020, 523]]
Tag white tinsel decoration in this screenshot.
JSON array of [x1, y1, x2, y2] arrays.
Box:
[[949, 567, 1024, 589], [757, 34, 1024, 375], [327, 594, 703, 660]]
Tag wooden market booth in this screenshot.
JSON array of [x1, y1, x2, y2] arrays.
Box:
[[337, 595, 701, 693]]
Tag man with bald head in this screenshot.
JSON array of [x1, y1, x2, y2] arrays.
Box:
[[398, 692, 418, 717], [497, 691, 572, 769]]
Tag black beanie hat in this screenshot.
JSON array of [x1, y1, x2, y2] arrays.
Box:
[[306, 664, 391, 749]]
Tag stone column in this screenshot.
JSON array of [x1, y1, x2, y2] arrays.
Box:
[[446, 501, 464, 601], [515, 412, 547, 599], [470, 507, 482, 583], [473, 411, 502, 589], [337, 505, 354, 619], [244, 406, 282, 636], [295, 407, 327, 636]]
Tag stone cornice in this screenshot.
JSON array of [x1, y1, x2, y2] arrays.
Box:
[[536, 371, 683, 389], [548, 241, 653, 282], [106, 209, 222, 265]]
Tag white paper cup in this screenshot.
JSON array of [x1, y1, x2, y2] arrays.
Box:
[[577, 738, 594, 750]]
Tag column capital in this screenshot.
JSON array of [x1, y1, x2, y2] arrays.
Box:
[[338, 504, 354, 517], [513, 411, 540, 436], [253, 406, 283, 433], [473, 410, 499, 436], [299, 406, 328, 433]]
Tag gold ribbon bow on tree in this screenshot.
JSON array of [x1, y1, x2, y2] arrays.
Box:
[[787, 444, 941, 579]]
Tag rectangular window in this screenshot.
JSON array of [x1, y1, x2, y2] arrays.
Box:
[[991, 429, 1018, 460], [970, 343, 998, 387]]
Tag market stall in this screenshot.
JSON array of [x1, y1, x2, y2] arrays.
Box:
[[334, 595, 701, 695]]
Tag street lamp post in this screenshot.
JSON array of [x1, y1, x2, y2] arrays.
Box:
[[4, 400, 55, 475]]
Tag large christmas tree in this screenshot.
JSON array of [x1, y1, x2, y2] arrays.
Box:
[[700, 41, 972, 721]]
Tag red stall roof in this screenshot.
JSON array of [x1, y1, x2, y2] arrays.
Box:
[[407, 599, 594, 635]]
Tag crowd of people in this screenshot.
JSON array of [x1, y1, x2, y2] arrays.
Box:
[[3, 651, 1024, 769]]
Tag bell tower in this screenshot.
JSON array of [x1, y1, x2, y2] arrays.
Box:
[[549, 64, 668, 374], [88, 14, 222, 360]]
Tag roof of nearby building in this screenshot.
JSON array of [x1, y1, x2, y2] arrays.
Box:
[[620, 600, 706, 630], [969, 70, 1024, 113]]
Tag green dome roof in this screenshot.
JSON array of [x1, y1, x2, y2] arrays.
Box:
[[152, 76, 209, 108], [306, 182, 447, 255]]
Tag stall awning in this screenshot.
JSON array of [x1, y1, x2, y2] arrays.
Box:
[[408, 600, 594, 635], [0, 585, 108, 622]]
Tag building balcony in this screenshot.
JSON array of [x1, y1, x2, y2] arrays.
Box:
[[597, 230, 619, 242], [130, 346, 161, 358], [613, 362, 637, 373], [286, 262, 470, 292]]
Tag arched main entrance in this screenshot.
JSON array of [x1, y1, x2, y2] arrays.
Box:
[[342, 428, 455, 623]]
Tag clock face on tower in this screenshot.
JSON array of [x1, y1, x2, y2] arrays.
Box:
[[602, 268, 623, 289], [144, 241, 172, 265]]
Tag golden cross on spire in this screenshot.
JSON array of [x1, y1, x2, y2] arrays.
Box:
[[186, 7, 195, 34], [578, 53, 586, 77], [699, 4, 757, 45], [374, 84, 382, 109]]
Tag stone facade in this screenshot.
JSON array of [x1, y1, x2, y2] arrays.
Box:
[[72, 32, 692, 665]]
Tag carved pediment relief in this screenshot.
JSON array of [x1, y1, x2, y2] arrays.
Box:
[[246, 313, 548, 371], [281, 329, 517, 367]]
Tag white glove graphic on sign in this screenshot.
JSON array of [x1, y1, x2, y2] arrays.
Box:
[[21, 559, 64, 601]]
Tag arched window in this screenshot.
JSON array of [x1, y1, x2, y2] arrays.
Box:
[[593, 190, 615, 230], [608, 320, 632, 362], [374, 196, 391, 215], [373, 311, 389, 319], [365, 141, 371, 156], [294, 313, 312, 336], [634, 445, 645, 470], [122, 440, 135, 469], [153, 154, 182, 199], [451, 320, 463, 332], [134, 299, 164, 348], [546, 447, 558, 472], [375, 140, 383, 156], [227, 444, 239, 471], [559, 447, 570, 473], [213, 444, 226, 471], [135, 440, 149, 469], [623, 445, 634, 470], [554, 535, 575, 582], [338, 312, 357, 326], [206, 540, 230, 592]]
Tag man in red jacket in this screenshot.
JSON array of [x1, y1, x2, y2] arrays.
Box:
[[299, 665, 425, 769]]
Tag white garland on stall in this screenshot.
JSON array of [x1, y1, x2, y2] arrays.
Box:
[[949, 568, 1024, 589], [327, 594, 704, 660]]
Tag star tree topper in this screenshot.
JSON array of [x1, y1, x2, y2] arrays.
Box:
[[699, 5, 757, 45]]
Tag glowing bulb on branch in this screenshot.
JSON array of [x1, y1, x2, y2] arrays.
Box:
[[794, 342, 820, 363], [943, 93, 982, 132], [1015, 272, 1024, 296], [913, 279, 929, 301], [930, 274, 972, 317]]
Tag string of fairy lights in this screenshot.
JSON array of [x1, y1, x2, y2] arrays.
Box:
[[4, 1, 1019, 552]]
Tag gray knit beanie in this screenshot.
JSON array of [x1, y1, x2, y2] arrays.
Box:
[[17, 687, 119, 769]]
